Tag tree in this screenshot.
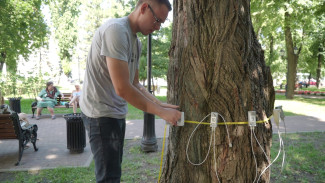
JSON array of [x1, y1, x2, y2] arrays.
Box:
[[49, 0, 81, 78], [138, 24, 173, 85], [0, 0, 49, 73], [308, 4, 325, 89], [160, 1, 274, 182], [284, 0, 325, 96], [251, 0, 283, 67], [251, 0, 323, 98]]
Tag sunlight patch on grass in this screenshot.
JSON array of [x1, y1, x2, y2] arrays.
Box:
[[274, 99, 325, 117]]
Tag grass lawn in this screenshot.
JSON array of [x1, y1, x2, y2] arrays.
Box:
[[125, 96, 167, 120], [5, 94, 324, 119], [4, 96, 167, 120], [271, 132, 325, 182], [0, 132, 324, 183], [4, 98, 82, 116], [275, 94, 325, 117]]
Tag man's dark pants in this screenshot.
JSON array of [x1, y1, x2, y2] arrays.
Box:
[[82, 113, 126, 183]]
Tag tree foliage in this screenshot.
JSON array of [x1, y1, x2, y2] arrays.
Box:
[[251, 0, 325, 90], [0, 0, 49, 72], [49, 0, 81, 78], [80, 0, 172, 84]]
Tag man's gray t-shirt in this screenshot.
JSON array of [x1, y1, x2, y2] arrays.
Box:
[[80, 16, 141, 119]]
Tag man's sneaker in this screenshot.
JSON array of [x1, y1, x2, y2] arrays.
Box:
[[65, 103, 70, 108], [51, 115, 56, 120], [36, 116, 40, 120]]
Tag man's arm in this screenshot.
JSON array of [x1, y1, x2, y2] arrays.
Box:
[[133, 69, 178, 109], [106, 57, 181, 125]]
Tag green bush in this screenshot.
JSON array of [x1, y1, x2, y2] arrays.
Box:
[[0, 72, 47, 99]]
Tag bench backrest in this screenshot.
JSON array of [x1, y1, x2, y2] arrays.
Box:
[[0, 113, 21, 139], [57, 93, 72, 103]]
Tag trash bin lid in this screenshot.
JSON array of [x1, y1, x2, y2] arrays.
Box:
[[63, 113, 82, 120]]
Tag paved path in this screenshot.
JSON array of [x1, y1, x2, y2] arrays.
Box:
[[1, 113, 325, 172]]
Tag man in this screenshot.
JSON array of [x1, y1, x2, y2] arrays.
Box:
[[79, 0, 181, 182]]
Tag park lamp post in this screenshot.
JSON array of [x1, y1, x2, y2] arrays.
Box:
[[280, 49, 285, 57], [141, 34, 158, 152], [293, 46, 298, 55]]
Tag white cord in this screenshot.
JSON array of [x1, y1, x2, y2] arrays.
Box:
[[277, 106, 287, 172], [253, 128, 270, 163], [281, 119, 287, 172], [186, 114, 213, 166], [219, 114, 232, 147], [213, 128, 221, 183], [250, 127, 258, 183], [257, 122, 285, 182], [253, 128, 270, 183]]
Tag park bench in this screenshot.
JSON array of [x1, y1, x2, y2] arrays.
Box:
[[31, 93, 79, 118], [0, 112, 38, 165]]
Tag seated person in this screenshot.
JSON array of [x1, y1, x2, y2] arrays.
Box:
[[66, 84, 82, 114], [36, 81, 62, 120], [0, 104, 12, 114]]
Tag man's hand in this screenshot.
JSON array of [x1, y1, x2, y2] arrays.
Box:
[[160, 103, 179, 109], [159, 108, 182, 126]]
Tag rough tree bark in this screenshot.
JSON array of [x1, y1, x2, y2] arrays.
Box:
[[161, 0, 274, 182], [284, 11, 297, 99]]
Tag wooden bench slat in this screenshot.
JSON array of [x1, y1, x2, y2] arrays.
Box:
[[0, 128, 16, 133], [0, 131, 17, 135], [0, 134, 17, 139], [0, 118, 11, 123], [0, 128, 15, 132], [0, 122, 15, 128]]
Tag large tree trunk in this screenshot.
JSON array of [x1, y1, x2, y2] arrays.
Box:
[[316, 47, 323, 89], [284, 12, 298, 99], [161, 0, 274, 182]]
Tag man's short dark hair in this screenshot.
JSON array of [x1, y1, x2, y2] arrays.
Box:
[[136, 0, 172, 11]]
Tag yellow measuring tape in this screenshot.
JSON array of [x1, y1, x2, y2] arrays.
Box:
[[158, 124, 167, 183], [157, 115, 272, 182], [185, 115, 272, 125]]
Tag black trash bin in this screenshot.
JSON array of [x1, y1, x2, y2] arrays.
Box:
[[9, 97, 22, 113], [63, 113, 86, 153]]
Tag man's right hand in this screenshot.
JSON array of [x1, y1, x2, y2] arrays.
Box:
[[159, 108, 182, 126]]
